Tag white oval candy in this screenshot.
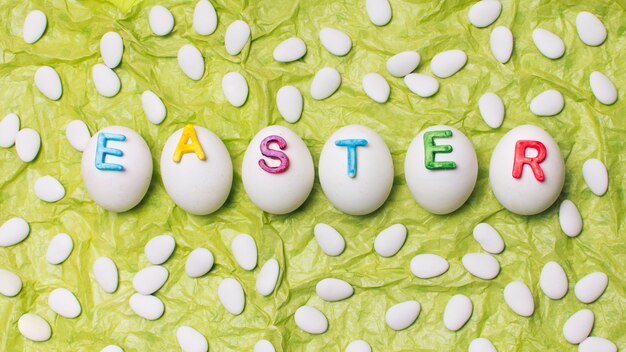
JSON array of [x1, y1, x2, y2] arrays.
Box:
[[254, 340, 275, 352], [218, 278, 245, 315], [225, 20, 250, 55], [311, 67, 341, 100], [178, 44, 205, 81], [362, 73, 390, 103], [34, 175, 65, 202], [582, 159, 608, 196], [385, 300, 420, 331], [276, 85, 303, 123], [177, 325, 208, 352], [589, 71, 617, 105], [48, 288, 81, 318], [316, 278, 354, 302], [386, 51, 420, 77], [346, 340, 372, 352], [319, 28, 352, 56], [472, 223, 504, 254], [374, 223, 407, 257], [100, 32, 123, 69], [0, 217, 30, 247], [295, 306, 328, 334], [129, 293, 164, 320], [410, 254, 449, 279], [273, 37, 307, 63], [490, 26, 513, 63], [66, 120, 91, 151], [93, 257, 118, 293], [404, 73, 439, 97], [193, 0, 217, 36], [0, 113, 20, 148], [469, 338, 497, 352], [222, 72, 248, 107], [101, 345, 124, 352], [530, 89, 564, 116], [149, 5, 174, 36], [92, 64, 121, 98], [559, 200, 582, 237], [314, 223, 345, 256], [366, 0, 392, 26], [18, 313, 51, 342], [0, 268, 22, 297], [576, 12, 606, 47], [144, 234, 175, 265], [23, 10, 47, 44], [462, 253, 500, 280], [539, 261, 568, 300], [478, 92, 505, 128], [563, 309, 594, 344], [231, 234, 257, 271], [430, 50, 467, 78], [141, 90, 166, 124], [185, 248, 214, 278], [503, 280, 534, 317], [468, 0, 501, 28], [443, 294, 473, 331], [532, 28, 565, 59], [15, 128, 41, 162], [46, 233, 73, 265], [35, 66, 62, 100], [579, 337, 617, 352], [133, 265, 169, 295], [256, 258, 280, 296], [575, 272, 608, 304]]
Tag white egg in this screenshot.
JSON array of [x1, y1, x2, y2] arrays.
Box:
[[254, 340, 276, 352], [316, 278, 354, 302], [579, 337, 617, 352], [0, 217, 29, 247], [490, 26, 513, 63], [141, 90, 166, 125], [92, 64, 121, 98], [472, 223, 504, 254], [310, 67, 341, 100], [18, 313, 51, 342], [385, 300, 420, 331], [222, 72, 248, 107], [256, 258, 280, 296], [532, 28, 565, 59], [185, 248, 214, 278], [273, 37, 307, 62], [46, 233, 74, 265], [276, 85, 303, 123], [576, 12, 606, 47], [478, 92, 505, 128], [0, 113, 20, 148], [149, 5, 174, 36], [503, 280, 534, 317], [66, 120, 91, 151], [365, 0, 392, 26], [132, 265, 169, 295], [443, 294, 473, 331], [193, 0, 217, 36], [563, 309, 594, 344], [178, 44, 205, 81], [177, 325, 208, 352], [404, 73, 439, 98], [218, 278, 245, 315], [469, 338, 497, 352], [93, 257, 118, 293], [559, 200, 582, 237], [48, 288, 81, 318], [346, 340, 372, 352], [589, 71, 617, 105], [530, 89, 564, 116], [582, 159, 608, 196], [430, 50, 467, 78], [225, 20, 250, 55], [462, 253, 500, 280], [386, 51, 420, 77], [100, 345, 124, 352], [34, 66, 62, 100], [0, 268, 22, 297], [539, 261, 568, 300], [100, 32, 123, 69], [319, 28, 352, 56], [129, 293, 164, 320], [468, 0, 502, 28], [362, 73, 390, 103], [410, 254, 449, 279], [15, 128, 41, 162], [144, 233, 175, 265], [23, 10, 47, 44], [231, 233, 257, 271], [574, 272, 608, 304], [374, 223, 407, 257], [294, 306, 328, 334], [314, 223, 346, 256], [34, 175, 65, 202]]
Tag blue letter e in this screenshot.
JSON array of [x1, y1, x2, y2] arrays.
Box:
[[95, 132, 126, 171]]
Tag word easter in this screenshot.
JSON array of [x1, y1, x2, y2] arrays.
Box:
[[80, 123, 564, 216]]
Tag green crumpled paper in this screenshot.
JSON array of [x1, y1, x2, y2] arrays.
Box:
[[1, 0, 624, 350]]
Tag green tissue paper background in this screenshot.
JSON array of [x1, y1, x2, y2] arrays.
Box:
[[1, 0, 625, 350]]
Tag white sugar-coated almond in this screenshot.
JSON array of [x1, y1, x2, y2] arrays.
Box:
[[254, 340, 275, 352], [579, 337, 617, 352], [218, 278, 245, 315], [386, 51, 420, 77], [532, 28, 565, 59], [589, 71, 617, 105], [185, 248, 214, 278], [101, 345, 124, 352], [316, 278, 354, 302], [431, 49, 467, 78], [92, 64, 120, 97], [0, 113, 20, 148], [404, 73, 439, 97], [225, 20, 250, 55], [0, 268, 22, 297], [490, 26, 513, 63], [362, 73, 390, 103], [319, 28, 352, 56], [256, 258, 279, 296], [478, 92, 505, 129], [366, 0, 392, 26], [469, 338, 497, 352], [129, 293, 164, 320], [346, 340, 372, 352], [503, 280, 534, 317], [540, 261, 568, 300], [559, 200, 582, 237], [23, 10, 47, 44], [46, 233, 73, 265], [149, 5, 174, 36], [231, 233, 257, 270], [133, 265, 169, 295], [48, 288, 81, 318], [576, 12, 606, 47], [443, 294, 473, 331], [563, 309, 594, 344], [0, 217, 30, 247], [273, 37, 307, 63], [410, 254, 449, 279], [314, 223, 345, 256], [35, 66, 62, 100], [295, 306, 328, 334], [66, 120, 91, 151], [575, 272, 608, 304], [468, 0, 501, 28], [141, 90, 167, 125], [18, 313, 51, 342], [582, 159, 608, 196], [462, 253, 500, 279], [385, 300, 420, 331], [193, 0, 217, 36], [374, 223, 407, 257], [222, 72, 248, 107], [530, 89, 564, 116], [144, 233, 175, 265], [472, 223, 504, 254], [93, 257, 118, 293], [311, 67, 341, 100], [276, 85, 303, 123], [178, 44, 205, 81], [100, 32, 123, 69], [177, 325, 208, 352], [34, 175, 65, 202]]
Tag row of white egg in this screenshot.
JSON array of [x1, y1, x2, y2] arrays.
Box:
[[81, 123, 569, 217]]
